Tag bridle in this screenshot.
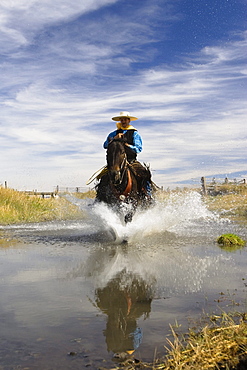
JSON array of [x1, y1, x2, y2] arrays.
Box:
[[107, 140, 132, 197], [118, 152, 128, 184]]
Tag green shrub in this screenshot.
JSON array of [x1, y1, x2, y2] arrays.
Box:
[[217, 233, 245, 247]]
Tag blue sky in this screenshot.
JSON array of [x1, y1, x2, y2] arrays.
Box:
[[0, 0, 246, 191]]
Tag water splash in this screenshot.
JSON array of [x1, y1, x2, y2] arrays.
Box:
[[2, 191, 225, 244], [82, 191, 221, 243]]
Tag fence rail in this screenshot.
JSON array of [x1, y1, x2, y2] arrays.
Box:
[[54, 186, 92, 193], [1, 181, 92, 198], [22, 186, 92, 198], [21, 191, 58, 198]]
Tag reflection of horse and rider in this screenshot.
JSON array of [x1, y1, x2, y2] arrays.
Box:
[[95, 111, 155, 204], [95, 270, 153, 357]]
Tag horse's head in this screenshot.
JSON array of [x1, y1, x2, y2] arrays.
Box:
[[107, 139, 127, 185]]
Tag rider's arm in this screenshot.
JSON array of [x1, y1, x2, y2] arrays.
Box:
[[103, 130, 117, 149], [125, 131, 142, 154]]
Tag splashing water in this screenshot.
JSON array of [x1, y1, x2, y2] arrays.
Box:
[[81, 192, 234, 296], [79, 191, 221, 243]]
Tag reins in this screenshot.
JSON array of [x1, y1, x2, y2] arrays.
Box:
[[122, 167, 132, 196], [119, 153, 128, 184], [108, 145, 133, 198], [110, 165, 132, 199]]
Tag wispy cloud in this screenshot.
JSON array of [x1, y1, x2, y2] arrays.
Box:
[[0, 0, 119, 47]]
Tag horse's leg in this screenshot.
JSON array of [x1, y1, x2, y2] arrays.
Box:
[[95, 174, 109, 202], [124, 212, 133, 223], [124, 176, 139, 223]]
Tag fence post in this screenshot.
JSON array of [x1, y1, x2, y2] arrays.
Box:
[[201, 177, 207, 195]]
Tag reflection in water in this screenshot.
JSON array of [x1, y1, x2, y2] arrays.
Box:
[[95, 270, 152, 354], [83, 236, 230, 357], [84, 244, 156, 356], [218, 244, 245, 253], [0, 233, 20, 248]]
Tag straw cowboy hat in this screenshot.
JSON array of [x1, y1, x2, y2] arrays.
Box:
[[112, 111, 138, 121]]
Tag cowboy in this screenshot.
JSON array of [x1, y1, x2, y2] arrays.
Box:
[[103, 111, 152, 198], [103, 111, 142, 162]]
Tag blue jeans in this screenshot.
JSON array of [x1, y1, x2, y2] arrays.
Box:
[[146, 181, 152, 197]]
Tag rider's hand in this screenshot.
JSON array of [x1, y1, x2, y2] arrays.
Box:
[[114, 133, 123, 139]]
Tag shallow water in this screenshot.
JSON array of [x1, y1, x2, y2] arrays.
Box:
[[0, 192, 246, 369]]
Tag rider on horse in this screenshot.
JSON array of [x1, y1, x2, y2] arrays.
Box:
[[99, 111, 153, 199], [104, 111, 142, 163]]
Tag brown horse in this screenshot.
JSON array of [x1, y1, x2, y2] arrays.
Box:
[[95, 139, 152, 223]]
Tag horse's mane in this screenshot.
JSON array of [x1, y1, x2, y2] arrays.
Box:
[[108, 138, 126, 145]]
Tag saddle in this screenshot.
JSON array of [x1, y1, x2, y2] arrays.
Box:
[[128, 161, 151, 182]]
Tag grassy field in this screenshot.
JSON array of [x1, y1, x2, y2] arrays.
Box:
[[0, 187, 84, 224], [1, 183, 246, 225], [73, 189, 96, 199], [206, 191, 247, 224]]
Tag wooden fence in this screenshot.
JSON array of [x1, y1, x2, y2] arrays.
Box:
[[21, 186, 91, 198], [22, 191, 58, 198], [201, 177, 246, 195], [1, 181, 91, 198], [54, 186, 90, 193]]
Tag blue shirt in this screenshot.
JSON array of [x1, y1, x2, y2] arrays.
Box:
[[103, 129, 143, 154]]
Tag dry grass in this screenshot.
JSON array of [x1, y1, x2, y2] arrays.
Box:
[[159, 313, 247, 370], [0, 187, 83, 224], [212, 183, 247, 195], [205, 189, 247, 223], [72, 189, 96, 199], [110, 313, 247, 370]]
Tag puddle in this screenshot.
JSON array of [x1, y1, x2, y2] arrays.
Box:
[[0, 192, 246, 369]]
